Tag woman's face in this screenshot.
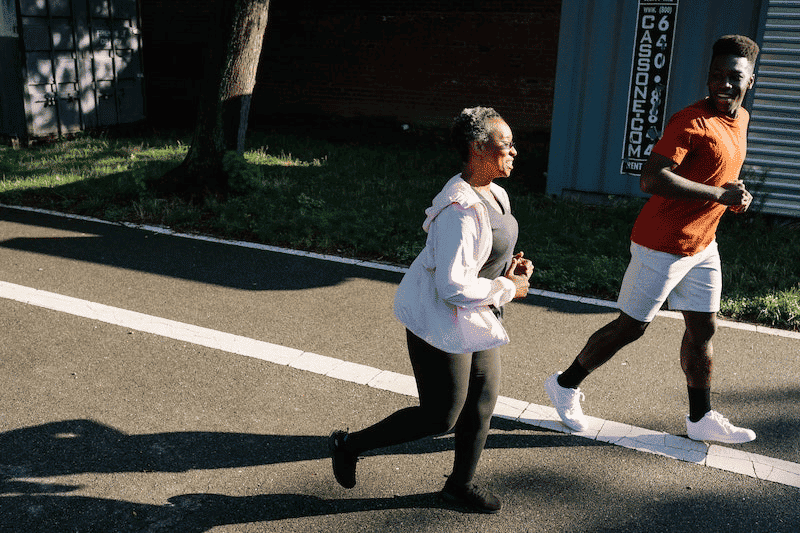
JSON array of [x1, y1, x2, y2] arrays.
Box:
[[478, 120, 517, 178]]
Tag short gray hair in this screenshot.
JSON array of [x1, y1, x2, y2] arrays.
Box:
[[451, 107, 504, 162]]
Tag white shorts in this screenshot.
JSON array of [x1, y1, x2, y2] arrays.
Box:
[[617, 241, 722, 323]]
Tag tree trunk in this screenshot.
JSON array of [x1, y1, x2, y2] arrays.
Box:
[[156, 0, 270, 198]]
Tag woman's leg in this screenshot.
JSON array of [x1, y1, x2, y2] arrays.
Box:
[[344, 330, 471, 456], [449, 346, 501, 485]]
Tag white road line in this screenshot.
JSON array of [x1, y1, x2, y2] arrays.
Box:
[[3, 203, 798, 340], [1, 280, 798, 489]]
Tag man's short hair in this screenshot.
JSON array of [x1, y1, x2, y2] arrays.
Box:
[[451, 107, 504, 162], [712, 35, 759, 65]]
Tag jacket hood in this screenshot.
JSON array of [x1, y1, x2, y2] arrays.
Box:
[[422, 174, 484, 233]]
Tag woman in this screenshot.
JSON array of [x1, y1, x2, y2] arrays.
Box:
[[329, 107, 532, 514]]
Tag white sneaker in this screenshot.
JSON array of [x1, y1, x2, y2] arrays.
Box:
[[545, 372, 588, 431], [686, 410, 756, 444]]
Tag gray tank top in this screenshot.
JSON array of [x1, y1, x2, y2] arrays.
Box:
[[475, 190, 519, 284]]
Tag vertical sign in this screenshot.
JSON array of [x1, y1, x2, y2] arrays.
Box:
[[621, 0, 679, 175]]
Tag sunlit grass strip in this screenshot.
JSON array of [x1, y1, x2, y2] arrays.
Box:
[[721, 288, 800, 331]]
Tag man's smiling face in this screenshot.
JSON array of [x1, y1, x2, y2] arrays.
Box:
[[707, 54, 755, 118]]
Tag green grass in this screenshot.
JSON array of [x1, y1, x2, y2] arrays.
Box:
[[1, 129, 798, 331]]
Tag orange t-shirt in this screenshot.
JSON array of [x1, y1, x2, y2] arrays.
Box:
[[630, 99, 748, 256]]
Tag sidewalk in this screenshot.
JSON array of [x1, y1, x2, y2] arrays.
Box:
[[1, 204, 798, 532]]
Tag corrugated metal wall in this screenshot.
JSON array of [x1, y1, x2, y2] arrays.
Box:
[[546, 0, 769, 203], [1, 0, 145, 138], [744, 0, 800, 216]]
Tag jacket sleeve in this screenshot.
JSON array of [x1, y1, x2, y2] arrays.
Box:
[[430, 203, 516, 309]]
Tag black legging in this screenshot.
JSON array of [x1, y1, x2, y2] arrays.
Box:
[[345, 329, 501, 485]]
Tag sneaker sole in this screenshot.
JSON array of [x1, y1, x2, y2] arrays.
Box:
[[438, 491, 501, 514], [686, 433, 756, 444]]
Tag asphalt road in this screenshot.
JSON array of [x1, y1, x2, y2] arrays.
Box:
[[1, 205, 798, 533]]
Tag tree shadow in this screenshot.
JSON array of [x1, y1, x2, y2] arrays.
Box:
[[0, 205, 404, 291], [0, 204, 628, 308], [3, 416, 797, 531], [0, 417, 604, 531], [0, 417, 598, 492], [7, 415, 797, 531], [0, 491, 446, 532], [0, 420, 328, 487]]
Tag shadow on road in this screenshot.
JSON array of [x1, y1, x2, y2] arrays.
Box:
[[0, 418, 598, 488], [0, 491, 449, 532], [0, 417, 602, 531], [0, 206, 405, 291], [714, 386, 800, 462], [1, 417, 797, 531], [0, 206, 615, 315]]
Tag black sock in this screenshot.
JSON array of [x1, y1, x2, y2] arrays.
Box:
[[687, 387, 711, 422], [558, 360, 590, 389]]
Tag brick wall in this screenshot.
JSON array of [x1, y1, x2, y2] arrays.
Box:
[[140, 0, 561, 135]]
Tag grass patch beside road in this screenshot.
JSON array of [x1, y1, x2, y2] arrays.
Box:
[[1, 129, 798, 331]]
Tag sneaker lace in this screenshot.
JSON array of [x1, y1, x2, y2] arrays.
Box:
[[466, 484, 491, 500], [708, 411, 734, 433], [568, 389, 585, 411]]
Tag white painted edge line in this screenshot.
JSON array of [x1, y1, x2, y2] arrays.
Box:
[[2, 203, 798, 340], [1, 280, 798, 489]]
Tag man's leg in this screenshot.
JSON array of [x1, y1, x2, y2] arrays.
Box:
[[547, 242, 668, 431], [681, 311, 756, 443], [681, 311, 715, 422], [562, 241, 670, 387], [561, 312, 649, 386], [545, 312, 648, 431]]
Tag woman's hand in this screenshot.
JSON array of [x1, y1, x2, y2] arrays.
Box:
[[511, 252, 534, 278], [505, 253, 532, 299]]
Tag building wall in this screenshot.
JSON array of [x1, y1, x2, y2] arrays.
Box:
[[139, 0, 562, 134], [137, 0, 210, 124]]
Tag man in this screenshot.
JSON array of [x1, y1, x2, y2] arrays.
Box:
[[545, 35, 759, 444]]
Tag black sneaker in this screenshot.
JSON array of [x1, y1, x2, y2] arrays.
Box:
[[328, 430, 358, 488], [439, 479, 501, 514]]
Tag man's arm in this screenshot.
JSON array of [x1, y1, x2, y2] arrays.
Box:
[[640, 153, 752, 210]]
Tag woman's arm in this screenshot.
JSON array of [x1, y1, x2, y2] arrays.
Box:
[[431, 205, 518, 308]]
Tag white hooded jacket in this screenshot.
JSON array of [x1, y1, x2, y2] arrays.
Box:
[[394, 174, 517, 354]]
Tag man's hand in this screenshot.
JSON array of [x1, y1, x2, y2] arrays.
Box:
[[720, 180, 752, 212]]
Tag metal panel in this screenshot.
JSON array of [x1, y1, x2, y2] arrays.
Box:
[[547, 0, 764, 201], [0, 6, 28, 137], [16, 0, 144, 136], [743, 0, 800, 216]]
